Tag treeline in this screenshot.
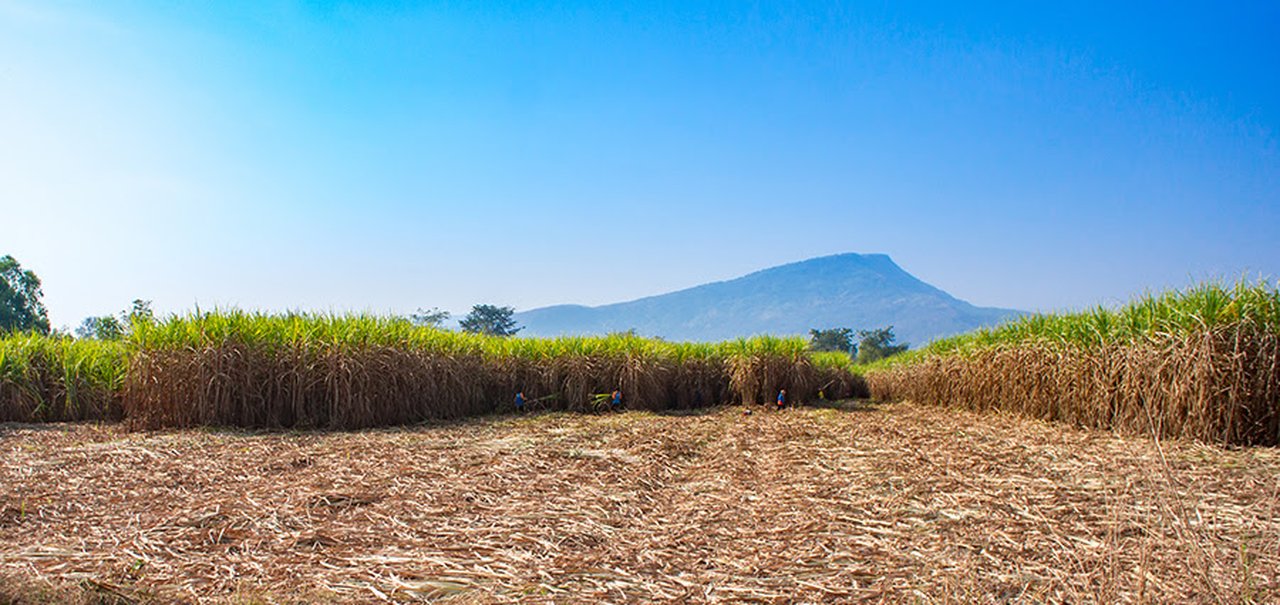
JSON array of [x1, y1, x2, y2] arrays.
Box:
[[807, 326, 908, 364]]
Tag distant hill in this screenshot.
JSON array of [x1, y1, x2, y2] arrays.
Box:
[[514, 253, 1024, 347]]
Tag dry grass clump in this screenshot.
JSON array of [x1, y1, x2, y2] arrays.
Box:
[[868, 281, 1280, 445], [122, 313, 866, 429], [1, 403, 1276, 603]]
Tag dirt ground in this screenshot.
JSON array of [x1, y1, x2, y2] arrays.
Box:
[[1, 401, 1277, 604]]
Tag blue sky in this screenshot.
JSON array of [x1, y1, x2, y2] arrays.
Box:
[[2, 1, 1277, 328]]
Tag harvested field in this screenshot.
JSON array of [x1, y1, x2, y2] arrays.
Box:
[[2, 403, 1278, 604]]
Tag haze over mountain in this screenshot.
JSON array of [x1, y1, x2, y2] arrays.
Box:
[[515, 254, 1024, 347]]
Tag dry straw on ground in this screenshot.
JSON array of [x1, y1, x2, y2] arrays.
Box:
[[3, 402, 1277, 603]]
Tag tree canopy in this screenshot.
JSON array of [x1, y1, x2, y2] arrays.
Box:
[[0, 255, 50, 334], [76, 315, 125, 340], [410, 307, 451, 328], [459, 304, 522, 336], [855, 326, 909, 364], [76, 299, 155, 340], [808, 327, 856, 356]]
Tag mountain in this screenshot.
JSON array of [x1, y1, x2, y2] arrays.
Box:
[[514, 253, 1024, 347]]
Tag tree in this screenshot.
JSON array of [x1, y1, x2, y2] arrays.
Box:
[[76, 315, 125, 340], [126, 299, 154, 325], [0, 255, 50, 334], [75, 299, 154, 340], [459, 304, 521, 336], [808, 328, 856, 356], [410, 307, 451, 328], [855, 326, 909, 364]]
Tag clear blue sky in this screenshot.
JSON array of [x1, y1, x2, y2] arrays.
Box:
[[3, 0, 1277, 328]]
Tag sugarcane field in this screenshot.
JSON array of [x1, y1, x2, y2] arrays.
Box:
[[6, 3, 1279, 602], [1, 281, 1278, 603]]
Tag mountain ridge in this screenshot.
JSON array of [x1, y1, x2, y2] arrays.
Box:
[[514, 253, 1024, 346]]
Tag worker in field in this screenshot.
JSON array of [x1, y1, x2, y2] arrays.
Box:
[[515, 391, 526, 413], [611, 388, 623, 410], [776, 389, 787, 410]]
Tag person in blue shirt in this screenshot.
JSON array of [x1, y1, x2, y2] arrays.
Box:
[[776, 389, 787, 410], [611, 389, 622, 410], [515, 391, 526, 413]]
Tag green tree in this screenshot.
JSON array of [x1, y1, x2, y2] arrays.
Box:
[[126, 299, 154, 326], [410, 307, 451, 328], [0, 255, 50, 334], [855, 326, 909, 364], [76, 299, 154, 340], [76, 315, 125, 340], [459, 304, 521, 336], [808, 327, 856, 356]]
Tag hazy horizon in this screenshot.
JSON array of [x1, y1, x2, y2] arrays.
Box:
[[3, 1, 1277, 329]]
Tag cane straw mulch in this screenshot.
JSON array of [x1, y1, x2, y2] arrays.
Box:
[[2, 403, 1278, 603]]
